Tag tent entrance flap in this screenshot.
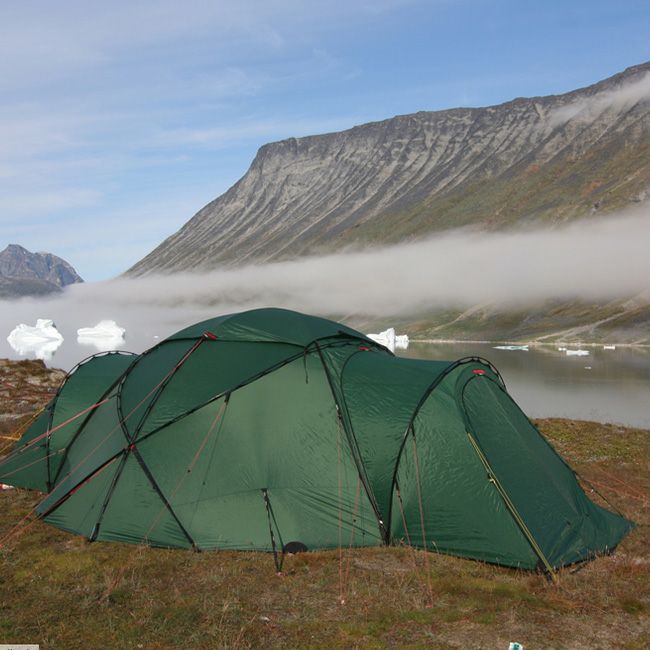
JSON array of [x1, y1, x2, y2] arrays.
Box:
[[459, 373, 634, 568]]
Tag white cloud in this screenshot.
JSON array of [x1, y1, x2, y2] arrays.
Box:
[[550, 71, 650, 127], [7, 208, 648, 319], [0, 1, 403, 89], [1, 0, 643, 286], [0, 1, 391, 265]]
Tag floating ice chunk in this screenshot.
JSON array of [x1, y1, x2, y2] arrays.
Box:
[[367, 327, 409, 352], [565, 349, 590, 356], [395, 335, 409, 349], [77, 319, 125, 340], [494, 345, 529, 351], [77, 320, 126, 352], [7, 319, 64, 361]]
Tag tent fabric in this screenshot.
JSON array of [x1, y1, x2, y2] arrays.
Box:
[[0, 308, 633, 571], [0, 351, 136, 493]]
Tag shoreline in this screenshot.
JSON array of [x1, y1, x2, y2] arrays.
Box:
[[411, 339, 650, 347]]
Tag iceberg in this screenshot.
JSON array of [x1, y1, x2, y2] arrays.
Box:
[[494, 345, 529, 351], [367, 327, 409, 353], [77, 320, 126, 352], [7, 318, 64, 361]]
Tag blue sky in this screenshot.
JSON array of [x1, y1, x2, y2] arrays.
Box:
[[2, 0, 649, 281]]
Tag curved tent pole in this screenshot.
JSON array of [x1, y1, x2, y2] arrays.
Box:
[[117, 336, 208, 444], [89, 452, 129, 542], [37, 454, 122, 521], [43, 339, 206, 523], [37, 335, 370, 542], [50, 353, 137, 491], [2, 351, 136, 462], [384, 356, 500, 539], [1, 350, 136, 491], [47, 352, 139, 490], [131, 445, 199, 550], [313, 342, 388, 543], [128, 339, 359, 449]]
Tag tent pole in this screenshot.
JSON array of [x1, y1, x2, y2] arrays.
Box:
[[313, 343, 388, 544]]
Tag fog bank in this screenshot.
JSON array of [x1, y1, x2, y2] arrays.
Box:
[[2, 209, 649, 349]]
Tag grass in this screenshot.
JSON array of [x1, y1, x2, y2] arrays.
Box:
[[0, 362, 648, 648]]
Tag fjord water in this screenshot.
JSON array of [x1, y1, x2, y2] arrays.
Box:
[[400, 343, 650, 429], [1, 304, 649, 428]]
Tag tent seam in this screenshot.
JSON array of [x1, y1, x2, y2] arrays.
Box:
[[314, 342, 387, 543]]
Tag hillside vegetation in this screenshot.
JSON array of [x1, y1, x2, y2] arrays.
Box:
[[129, 63, 650, 276]]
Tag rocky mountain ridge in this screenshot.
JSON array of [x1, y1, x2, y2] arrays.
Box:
[[0, 245, 83, 299], [129, 62, 650, 275]]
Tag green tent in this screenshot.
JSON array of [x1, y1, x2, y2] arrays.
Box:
[[0, 308, 633, 574]]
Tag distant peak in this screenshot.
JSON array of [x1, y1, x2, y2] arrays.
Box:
[[0, 244, 83, 294]]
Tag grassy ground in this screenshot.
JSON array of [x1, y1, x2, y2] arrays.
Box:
[[0, 363, 648, 649]]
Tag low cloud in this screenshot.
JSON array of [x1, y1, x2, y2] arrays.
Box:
[[550, 71, 650, 127], [109, 208, 650, 314], [2, 209, 648, 338]]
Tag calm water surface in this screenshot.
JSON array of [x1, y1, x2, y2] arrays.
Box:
[[1, 305, 649, 428], [400, 342, 650, 429]]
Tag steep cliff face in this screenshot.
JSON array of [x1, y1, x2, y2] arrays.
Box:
[[129, 62, 650, 275], [0, 245, 83, 298]]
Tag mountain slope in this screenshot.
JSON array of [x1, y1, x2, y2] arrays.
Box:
[[0, 245, 83, 299], [129, 62, 650, 276], [352, 296, 650, 345]]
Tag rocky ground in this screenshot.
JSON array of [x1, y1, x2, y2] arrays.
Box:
[[0, 359, 65, 456]]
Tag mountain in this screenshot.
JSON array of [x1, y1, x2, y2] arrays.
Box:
[[352, 295, 650, 345], [0, 244, 83, 299], [129, 62, 650, 276]]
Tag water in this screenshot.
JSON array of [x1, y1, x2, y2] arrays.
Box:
[[400, 342, 650, 429], [0, 295, 214, 371], [1, 301, 649, 428]]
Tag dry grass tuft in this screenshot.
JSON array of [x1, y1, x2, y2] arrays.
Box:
[[0, 361, 648, 648]]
